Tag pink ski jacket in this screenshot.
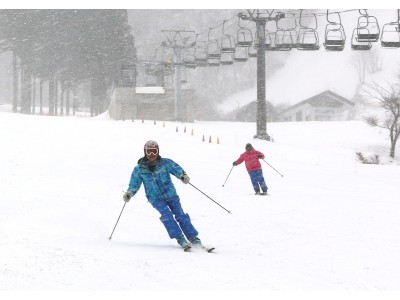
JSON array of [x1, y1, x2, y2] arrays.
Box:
[[235, 148, 265, 173]]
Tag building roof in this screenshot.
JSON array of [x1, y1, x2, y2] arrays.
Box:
[[135, 87, 165, 94], [280, 90, 355, 114]]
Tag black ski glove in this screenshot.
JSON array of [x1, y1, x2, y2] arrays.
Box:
[[233, 161, 238, 166]]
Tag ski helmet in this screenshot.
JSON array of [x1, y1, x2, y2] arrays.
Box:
[[245, 143, 253, 150], [144, 140, 159, 156]]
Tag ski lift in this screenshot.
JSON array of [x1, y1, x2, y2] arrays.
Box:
[[221, 36, 236, 53], [207, 40, 221, 59], [237, 29, 253, 46], [275, 29, 296, 51], [351, 28, 372, 50], [381, 9, 400, 48], [264, 32, 276, 51], [183, 49, 197, 69], [275, 13, 297, 50], [194, 38, 208, 66], [297, 11, 320, 50], [208, 57, 221, 67], [236, 16, 253, 46], [221, 20, 236, 53], [356, 10, 380, 42], [323, 11, 346, 51], [207, 28, 221, 60], [234, 46, 248, 62], [220, 52, 234, 65], [263, 20, 278, 51]]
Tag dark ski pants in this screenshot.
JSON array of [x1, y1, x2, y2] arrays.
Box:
[[151, 195, 198, 241], [249, 169, 268, 192]]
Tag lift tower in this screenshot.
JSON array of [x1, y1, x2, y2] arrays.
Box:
[[239, 10, 285, 141], [161, 30, 195, 121]]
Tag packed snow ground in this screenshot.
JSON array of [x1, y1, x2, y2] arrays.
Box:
[[1, 106, 400, 297]]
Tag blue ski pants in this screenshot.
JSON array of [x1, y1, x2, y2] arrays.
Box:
[[249, 169, 268, 192], [151, 195, 198, 240]]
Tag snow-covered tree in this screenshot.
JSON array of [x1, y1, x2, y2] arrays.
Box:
[[364, 79, 400, 158]]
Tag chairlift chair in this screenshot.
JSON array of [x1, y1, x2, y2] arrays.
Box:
[[380, 10, 400, 48], [234, 46, 248, 62], [207, 39, 221, 59], [356, 15, 380, 42], [381, 22, 400, 48], [297, 28, 320, 50], [323, 11, 346, 51], [274, 30, 294, 51], [297, 11, 320, 50], [207, 57, 221, 67], [221, 35, 236, 53], [351, 28, 372, 50], [196, 60, 208, 67], [275, 13, 297, 50], [183, 50, 197, 69], [237, 28, 253, 47], [194, 41, 208, 65], [323, 23, 346, 51], [264, 32, 276, 51], [220, 52, 234, 65]]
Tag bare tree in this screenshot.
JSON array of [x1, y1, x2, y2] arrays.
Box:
[[351, 48, 383, 85], [364, 80, 400, 158]]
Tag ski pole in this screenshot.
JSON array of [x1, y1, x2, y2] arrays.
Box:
[[222, 165, 234, 187], [108, 202, 127, 240], [189, 182, 232, 214], [262, 159, 284, 177]]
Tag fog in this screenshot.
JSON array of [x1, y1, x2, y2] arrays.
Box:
[[1, 9, 400, 120]]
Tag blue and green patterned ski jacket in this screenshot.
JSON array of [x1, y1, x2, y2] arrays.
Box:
[[127, 156, 185, 204]]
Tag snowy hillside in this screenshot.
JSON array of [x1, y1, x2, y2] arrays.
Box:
[[1, 106, 400, 295]]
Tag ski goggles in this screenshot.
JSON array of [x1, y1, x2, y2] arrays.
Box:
[[145, 148, 159, 156]]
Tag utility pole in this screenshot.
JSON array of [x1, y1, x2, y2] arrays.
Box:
[[239, 10, 285, 141], [161, 30, 195, 122]]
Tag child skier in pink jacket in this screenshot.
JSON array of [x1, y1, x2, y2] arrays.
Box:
[[233, 143, 268, 195]]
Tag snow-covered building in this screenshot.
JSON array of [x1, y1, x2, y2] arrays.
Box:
[[278, 90, 355, 122], [108, 86, 195, 122]]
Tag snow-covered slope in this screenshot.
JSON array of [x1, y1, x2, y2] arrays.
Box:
[[1, 107, 400, 293]]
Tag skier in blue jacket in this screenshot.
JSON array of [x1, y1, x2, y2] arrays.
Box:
[[123, 140, 202, 250]]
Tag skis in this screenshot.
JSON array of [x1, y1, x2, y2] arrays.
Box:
[[201, 246, 215, 253], [183, 245, 215, 253]]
